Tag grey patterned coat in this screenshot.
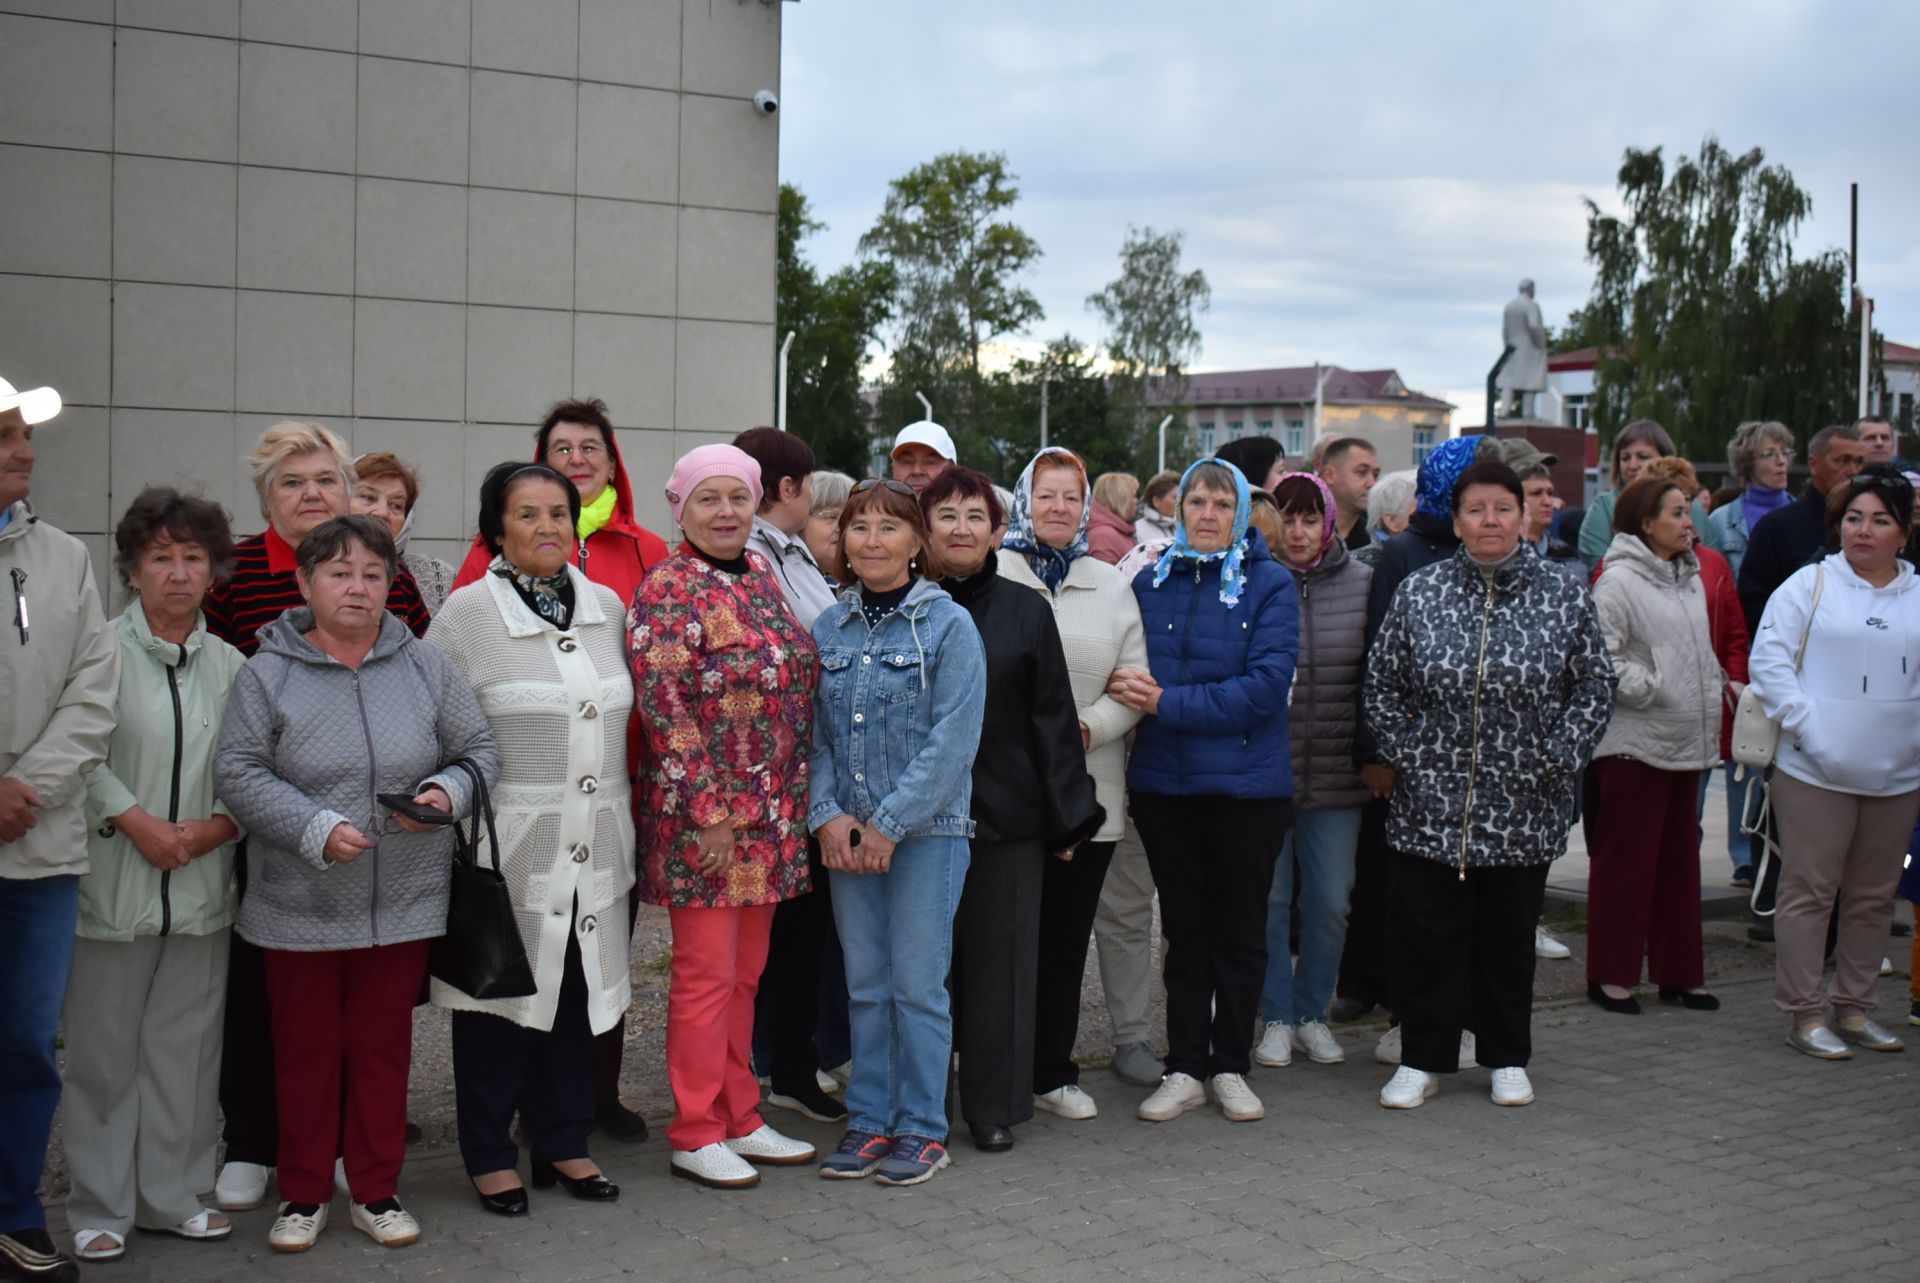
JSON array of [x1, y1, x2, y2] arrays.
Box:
[[1286, 538, 1373, 810], [1363, 545, 1615, 871], [215, 609, 500, 951]]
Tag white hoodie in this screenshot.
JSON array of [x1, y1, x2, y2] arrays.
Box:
[[1749, 554, 1920, 797]]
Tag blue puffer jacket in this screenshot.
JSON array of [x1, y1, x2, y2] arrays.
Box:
[[1126, 529, 1301, 799]]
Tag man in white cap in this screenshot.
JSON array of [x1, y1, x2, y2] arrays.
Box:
[[1, 377, 118, 1283], [890, 420, 957, 494]]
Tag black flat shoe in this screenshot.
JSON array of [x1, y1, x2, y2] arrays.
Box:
[[766, 1078, 849, 1124], [1587, 981, 1642, 1015], [595, 1102, 649, 1141], [471, 1182, 528, 1217], [968, 1123, 1014, 1152], [1658, 987, 1720, 1011], [531, 1163, 620, 1201]]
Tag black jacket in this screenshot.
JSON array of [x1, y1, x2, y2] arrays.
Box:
[[1736, 485, 1831, 635], [944, 553, 1105, 850], [1357, 512, 1461, 765]]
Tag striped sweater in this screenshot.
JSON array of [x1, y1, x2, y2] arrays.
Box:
[[204, 526, 431, 656]]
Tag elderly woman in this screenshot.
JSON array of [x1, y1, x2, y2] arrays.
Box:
[[351, 451, 457, 613], [627, 444, 820, 1189], [803, 470, 855, 583], [427, 462, 636, 1213], [1253, 474, 1373, 1071], [920, 465, 1102, 1152], [1111, 459, 1299, 1125], [1578, 419, 1716, 571], [1586, 472, 1735, 1015], [1705, 421, 1796, 580], [1135, 470, 1181, 545], [63, 490, 245, 1264], [1355, 469, 1418, 568], [1366, 462, 1614, 1111], [202, 421, 430, 1216], [215, 516, 497, 1252], [1751, 465, 1920, 1059], [810, 480, 985, 1186], [1000, 450, 1155, 1094], [1086, 471, 1140, 564]]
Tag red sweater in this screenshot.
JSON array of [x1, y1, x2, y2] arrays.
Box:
[[204, 527, 431, 656]]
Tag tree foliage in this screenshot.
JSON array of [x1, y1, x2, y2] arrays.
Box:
[[776, 184, 895, 475], [1578, 137, 1874, 459], [1087, 226, 1211, 400]]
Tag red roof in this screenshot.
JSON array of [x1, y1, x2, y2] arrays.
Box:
[[1886, 340, 1920, 367], [1549, 346, 1599, 371], [1147, 365, 1452, 411]]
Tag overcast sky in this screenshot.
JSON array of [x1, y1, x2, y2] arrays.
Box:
[[779, 0, 1920, 423]]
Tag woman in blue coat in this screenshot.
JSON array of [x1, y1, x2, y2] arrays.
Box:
[[1108, 459, 1300, 1125]]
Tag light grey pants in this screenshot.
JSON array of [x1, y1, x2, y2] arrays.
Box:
[[62, 929, 230, 1236], [1093, 817, 1159, 1047]]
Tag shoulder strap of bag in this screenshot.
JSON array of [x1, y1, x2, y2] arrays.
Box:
[[1744, 564, 1826, 917], [1792, 563, 1825, 672], [444, 758, 500, 875]]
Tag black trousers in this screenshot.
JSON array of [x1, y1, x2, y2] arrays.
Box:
[[753, 837, 837, 1091], [1131, 794, 1291, 1080], [1388, 849, 1547, 1073], [951, 840, 1045, 1127], [454, 928, 597, 1176], [1032, 839, 1116, 1093], [220, 849, 277, 1166], [1335, 799, 1393, 1011], [592, 887, 642, 1112]]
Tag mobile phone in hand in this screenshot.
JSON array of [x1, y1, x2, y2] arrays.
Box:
[[378, 792, 455, 825]]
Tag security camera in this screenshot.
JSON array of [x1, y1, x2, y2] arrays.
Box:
[[753, 90, 779, 115]]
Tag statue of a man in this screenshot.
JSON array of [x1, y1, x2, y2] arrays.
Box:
[[1497, 278, 1547, 418]]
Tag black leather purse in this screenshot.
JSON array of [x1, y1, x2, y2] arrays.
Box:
[[430, 758, 537, 1000]]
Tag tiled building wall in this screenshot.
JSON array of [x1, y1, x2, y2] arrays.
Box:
[[0, 0, 781, 582]]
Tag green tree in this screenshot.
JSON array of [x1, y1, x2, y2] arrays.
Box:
[[1087, 225, 1210, 405], [1579, 137, 1876, 459], [984, 336, 1135, 483], [776, 184, 895, 475]]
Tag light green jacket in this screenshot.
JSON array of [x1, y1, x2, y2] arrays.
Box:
[[79, 604, 247, 940]]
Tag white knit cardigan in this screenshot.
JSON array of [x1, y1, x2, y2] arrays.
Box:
[[425, 569, 637, 1035]]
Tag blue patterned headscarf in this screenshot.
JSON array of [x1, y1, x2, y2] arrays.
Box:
[[1414, 435, 1482, 519], [1002, 447, 1090, 591], [1151, 458, 1254, 608]]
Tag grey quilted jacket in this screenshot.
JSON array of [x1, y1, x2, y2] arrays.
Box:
[[1286, 539, 1373, 810], [215, 609, 500, 951]]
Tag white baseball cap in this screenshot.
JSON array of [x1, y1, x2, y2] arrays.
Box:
[[892, 420, 956, 462], [0, 377, 61, 425]]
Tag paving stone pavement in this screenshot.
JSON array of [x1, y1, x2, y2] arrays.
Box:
[[64, 969, 1919, 1283]]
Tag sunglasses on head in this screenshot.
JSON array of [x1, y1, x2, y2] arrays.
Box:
[[851, 479, 917, 497]]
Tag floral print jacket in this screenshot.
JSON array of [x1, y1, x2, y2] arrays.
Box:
[[628, 550, 818, 908]]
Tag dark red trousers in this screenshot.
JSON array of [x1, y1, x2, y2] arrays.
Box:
[[1586, 758, 1704, 989], [262, 939, 430, 1204]]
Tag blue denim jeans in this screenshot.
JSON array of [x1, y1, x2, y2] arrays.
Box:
[[0, 874, 80, 1232], [829, 834, 969, 1141], [1700, 764, 1758, 873], [1259, 807, 1362, 1027]]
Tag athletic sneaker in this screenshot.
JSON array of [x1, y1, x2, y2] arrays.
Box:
[[1379, 1066, 1437, 1110], [818, 1129, 892, 1180], [1534, 926, 1571, 960], [1209, 1072, 1264, 1121], [1292, 1020, 1345, 1064], [1490, 1067, 1535, 1107], [1137, 1071, 1207, 1122], [873, 1135, 950, 1186], [1374, 1026, 1476, 1069], [1253, 1020, 1293, 1067], [1032, 1084, 1098, 1120], [350, 1198, 420, 1248]]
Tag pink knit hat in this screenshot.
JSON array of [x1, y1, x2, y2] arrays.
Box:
[[663, 443, 763, 524]]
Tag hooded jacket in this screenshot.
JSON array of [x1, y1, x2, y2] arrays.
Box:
[[1283, 535, 1373, 810], [1590, 534, 1726, 772], [1364, 544, 1616, 870], [1750, 554, 1920, 797], [80, 604, 247, 940], [0, 500, 119, 879], [1086, 500, 1136, 565], [451, 435, 671, 611], [214, 609, 500, 951]]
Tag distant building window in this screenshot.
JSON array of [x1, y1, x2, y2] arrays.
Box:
[[1226, 420, 1244, 440], [1255, 420, 1274, 437], [1199, 421, 1216, 453], [1284, 420, 1306, 456], [1413, 424, 1437, 465], [1563, 394, 1593, 432], [1898, 393, 1914, 436]]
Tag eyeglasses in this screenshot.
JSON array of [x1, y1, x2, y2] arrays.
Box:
[[1756, 449, 1793, 463], [851, 479, 917, 498], [546, 442, 605, 462]]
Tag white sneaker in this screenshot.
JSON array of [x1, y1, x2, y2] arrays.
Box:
[[1534, 925, 1571, 960], [671, 1142, 761, 1188], [333, 1156, 349, 1198], [1379, 1066, 1438, 1109], [1209, 1072, 1264, 1121], [215, 1161, 272, 1212], [825, 1060, 853, 1089], [1373, 1025, 1402, 1065], [1254, 1020, 1294, 1067], [724, 1124, 816, 1165], [1033, 1084, 1098, 1120], [1292, 1020, 1346, 1064], [1136, 1071, 1207, 1121], [1882, 956, 1894, 977], [1459, 1031, 1478, 1070], [350, 1200, 419, 1248], [814, 1068, 841, 1095], [268, 1202, 327, 1253], [1490, 1066, 1534, 1107]]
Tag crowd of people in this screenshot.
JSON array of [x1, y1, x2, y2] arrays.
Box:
[[4, 364, 1918, 1277]]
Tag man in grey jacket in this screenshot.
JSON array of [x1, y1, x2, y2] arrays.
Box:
[[0, 377, 119, 1283]]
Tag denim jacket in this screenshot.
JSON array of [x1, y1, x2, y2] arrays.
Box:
[[808, 577, 987, 842]]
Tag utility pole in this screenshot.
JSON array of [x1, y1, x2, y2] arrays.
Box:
[[1039, 366, 1050, 449], [1853, 183, 1871, 419]]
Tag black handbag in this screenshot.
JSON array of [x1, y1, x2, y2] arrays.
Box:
[[430, 758, 538, 1000]]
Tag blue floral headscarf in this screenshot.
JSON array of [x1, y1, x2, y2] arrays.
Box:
[[1414, 435, 1481, 519], [1001, 446, 1090, 591], [1151, 457, 1254, 608]]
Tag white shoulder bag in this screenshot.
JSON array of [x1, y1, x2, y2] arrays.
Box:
[[1733, 563, 1824, 915]]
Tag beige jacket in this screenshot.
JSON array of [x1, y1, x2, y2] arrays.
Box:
[[1592, 533, 1725, 772], [1, 501, 120, 879], [998, 551, 1146, 843]]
